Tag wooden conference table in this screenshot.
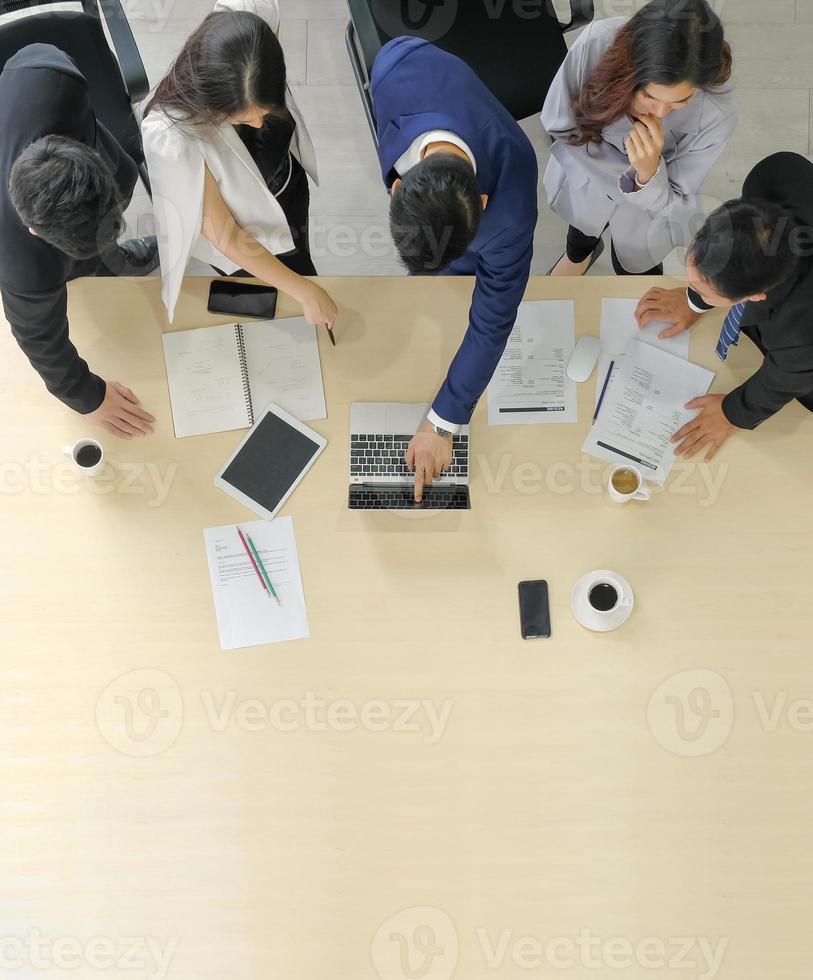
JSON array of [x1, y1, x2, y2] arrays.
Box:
[[2, 275, 812, 980]]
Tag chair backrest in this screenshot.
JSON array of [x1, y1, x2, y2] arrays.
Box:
[[347, 0, 570, 121], [0, 4, 144, 168]]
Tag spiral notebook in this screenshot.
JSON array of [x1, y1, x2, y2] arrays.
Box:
[[162, 317, 326, 438]]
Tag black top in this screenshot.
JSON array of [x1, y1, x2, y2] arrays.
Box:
[[234, 110, 296, 197], [0, 44, 138, 413], [690, 152, 813, 430]]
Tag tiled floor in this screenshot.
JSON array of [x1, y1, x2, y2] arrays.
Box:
[[124, 0, 813, 278]]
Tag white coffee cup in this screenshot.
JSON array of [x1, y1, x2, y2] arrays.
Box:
[[586, 574, 632, 617], [62, 438, 105, 476], [607, 465, 650, 504]]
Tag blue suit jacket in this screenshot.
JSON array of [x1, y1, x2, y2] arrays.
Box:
[[371, 36, 538, 425]]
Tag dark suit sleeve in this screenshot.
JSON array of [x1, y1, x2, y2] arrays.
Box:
[[431, 217, 535, 425], [1, 284, 106, 413], [722, 340, 813, 429]]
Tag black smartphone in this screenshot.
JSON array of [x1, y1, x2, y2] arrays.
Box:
[[518, 580, 551, 639], [208, 280, 278, 319]]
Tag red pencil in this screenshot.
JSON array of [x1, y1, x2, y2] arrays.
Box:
[[236, 526, 270, 598]]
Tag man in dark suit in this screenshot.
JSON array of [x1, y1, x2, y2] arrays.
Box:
[[635, 152, 813, 460], [0, 44, 158, 438], [371, 36, 538, 500]]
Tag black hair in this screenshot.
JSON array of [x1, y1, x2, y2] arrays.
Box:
[[145, 11, 287, 127], [9, 136, 123, 259], [574, 0, 732, 145], [389, 153, 482, 274], [689, 199, 804, 300]]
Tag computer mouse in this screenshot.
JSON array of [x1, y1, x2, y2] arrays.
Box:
[[567, 336, 602, 382]]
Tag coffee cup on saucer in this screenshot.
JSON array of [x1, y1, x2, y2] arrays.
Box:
[[571, 570, 634, 632]]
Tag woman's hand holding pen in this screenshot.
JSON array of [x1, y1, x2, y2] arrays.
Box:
[[624, 114, 665, 186], [299, 281, 338, 336]]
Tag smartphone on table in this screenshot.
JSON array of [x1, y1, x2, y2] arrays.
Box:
[[208, 280, 278, 319], [518, 580, 551, 639]]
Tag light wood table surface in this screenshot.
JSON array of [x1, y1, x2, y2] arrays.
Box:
[[2, 275, 812, 980]]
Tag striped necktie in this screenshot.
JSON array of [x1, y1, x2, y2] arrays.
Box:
[[716, 302, 747, 362]]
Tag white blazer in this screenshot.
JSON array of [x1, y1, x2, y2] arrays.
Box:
[[541, 17, 737, 272], [141, 0, 318, 321]]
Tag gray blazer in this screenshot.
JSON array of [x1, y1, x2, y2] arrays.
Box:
[[541, 17, 737, 272]]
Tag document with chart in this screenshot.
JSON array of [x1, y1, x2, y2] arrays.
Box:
[[595, 297, 690, 408], [162, 316, 326, 438], [487, 300, 577, 424], [582, 340, 715, 484]]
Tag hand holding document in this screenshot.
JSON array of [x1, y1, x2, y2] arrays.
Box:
[[582, 340, 715, 485], [204, 517, 309, 650], [487, 300, 578, 424], [595, 298, 690, 409]]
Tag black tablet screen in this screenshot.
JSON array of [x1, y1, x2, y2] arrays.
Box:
[[221, 412, 321, 514]]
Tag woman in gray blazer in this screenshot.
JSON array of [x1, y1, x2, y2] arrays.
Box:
[[541, 0, 736, 276]]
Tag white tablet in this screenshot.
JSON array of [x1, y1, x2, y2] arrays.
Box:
[[214, 402, 327, 521]]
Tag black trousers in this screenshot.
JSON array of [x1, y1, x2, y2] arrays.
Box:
[[566, 224, 664, 277]]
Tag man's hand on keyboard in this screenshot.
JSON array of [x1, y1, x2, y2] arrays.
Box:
[[406, 421, 453, 503]]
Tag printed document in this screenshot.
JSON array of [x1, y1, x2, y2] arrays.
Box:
[[582, 340, 715, 485], [487, 300, 578, 424]]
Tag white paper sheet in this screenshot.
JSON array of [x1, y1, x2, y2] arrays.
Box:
[[242, 316, 327, 423], [582, 340, 715, 485], [595, 298, 691, 411], [203, 517, 309, 650], [487, 300, 577, 424]]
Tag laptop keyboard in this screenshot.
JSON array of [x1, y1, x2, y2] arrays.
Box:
[[350, 433, 469, 479], [348, 484, 471, 510]]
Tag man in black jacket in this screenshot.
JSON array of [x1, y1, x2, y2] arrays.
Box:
[[0, 44, 159, 438], [634, 152, 813, 461]]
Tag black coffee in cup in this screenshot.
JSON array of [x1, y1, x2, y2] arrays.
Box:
[[589, 582, 619, 612], [76, 443, 103, 468]]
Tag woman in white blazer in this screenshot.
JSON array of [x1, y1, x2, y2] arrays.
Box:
[[141, 0, 336, 329], [541, 0, 736, 276]]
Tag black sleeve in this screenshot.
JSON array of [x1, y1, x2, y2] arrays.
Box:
[[1, 284, 106, 413], [687, 286, 714, 312], [722, 347, 813, 429]]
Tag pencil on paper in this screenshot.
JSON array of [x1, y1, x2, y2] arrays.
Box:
[[246, 530, 281, 606], [236, 526, 271, 599]]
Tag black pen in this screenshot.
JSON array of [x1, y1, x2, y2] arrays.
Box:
[[326, 324, 336, 347], [593, 360, 615, 422]]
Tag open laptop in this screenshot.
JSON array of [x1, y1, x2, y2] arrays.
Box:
[[348, 403, 471, 510]]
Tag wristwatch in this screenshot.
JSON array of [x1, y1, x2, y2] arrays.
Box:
[[426, 418, 453, 438]]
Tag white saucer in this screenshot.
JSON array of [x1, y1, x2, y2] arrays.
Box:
[[570, 570, 634, 633]]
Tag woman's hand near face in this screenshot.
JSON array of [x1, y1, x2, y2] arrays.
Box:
[[624, 114, 665, 186]]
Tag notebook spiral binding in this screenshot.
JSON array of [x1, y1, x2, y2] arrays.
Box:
[[234, 324, 254, 425]]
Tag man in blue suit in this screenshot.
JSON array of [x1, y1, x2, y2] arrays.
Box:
[[371, 36, 539, 500]]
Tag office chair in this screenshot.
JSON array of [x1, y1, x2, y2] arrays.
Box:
[[346, 0, 595, 145], [0, 0, 151, 193]]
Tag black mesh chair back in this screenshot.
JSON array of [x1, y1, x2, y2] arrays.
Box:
[[347, 0, 595, 142], [0, 0, 150, 188]]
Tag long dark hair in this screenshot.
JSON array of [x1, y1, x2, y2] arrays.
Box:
[[572, 0, 732, 146], [145, 10, 287, 127]]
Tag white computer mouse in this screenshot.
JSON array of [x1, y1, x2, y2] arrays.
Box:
[[567, 336, 602, 382]]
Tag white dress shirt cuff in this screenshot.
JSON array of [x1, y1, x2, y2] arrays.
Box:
[[635, 159, 662, 188], [426, 409, 461, 435], [686, 289, 712, 314]]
